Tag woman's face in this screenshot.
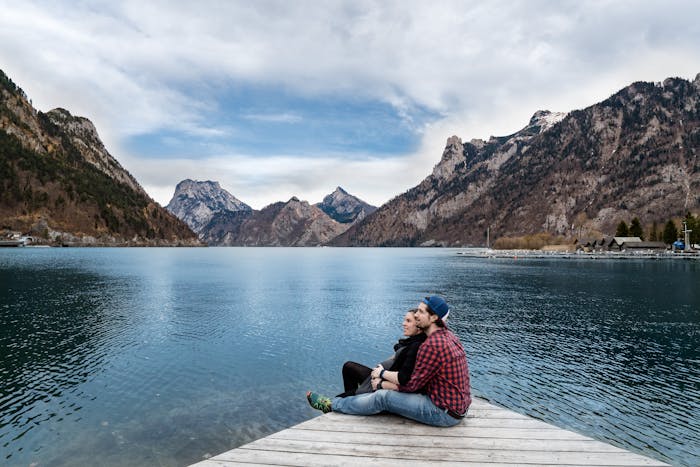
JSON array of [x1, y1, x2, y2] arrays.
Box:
[[402, 311, 422, 336]]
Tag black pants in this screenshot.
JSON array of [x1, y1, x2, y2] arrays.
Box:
[[337, 361, 371, 397]]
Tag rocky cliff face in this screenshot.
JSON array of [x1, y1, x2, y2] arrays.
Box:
[[166, 179, 251, 235], [333, 75, 700, 246], [315, 186, 377, 224], [201, 197, 347, 246], [45, 108, 147, 196], [0, 69, 199, 245]]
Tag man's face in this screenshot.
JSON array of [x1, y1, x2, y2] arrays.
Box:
[[414, 303, 434, 329]]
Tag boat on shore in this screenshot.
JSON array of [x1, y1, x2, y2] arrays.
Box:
[[0, 235, 35, 247], [0, 239, 26, 247]]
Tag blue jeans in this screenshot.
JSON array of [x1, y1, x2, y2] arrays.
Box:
[[331, 390, 463, 427]]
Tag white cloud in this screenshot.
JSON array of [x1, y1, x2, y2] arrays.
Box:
[[124, 149, 433, 210], [242, 112, 303, 124], [1, 0, 699, 207]]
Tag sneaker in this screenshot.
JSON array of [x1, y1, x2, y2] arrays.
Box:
[[306, 391, 332, 413]]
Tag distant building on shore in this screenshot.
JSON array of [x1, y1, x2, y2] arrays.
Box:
[[620, 241, 667, 252], [576, 236, 667, 253], [609, 237, 643, 251]]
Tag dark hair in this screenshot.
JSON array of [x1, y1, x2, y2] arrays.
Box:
[[423, 303, 446, 328]]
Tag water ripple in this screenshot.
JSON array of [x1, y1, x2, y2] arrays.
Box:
[[1, 249, 698, 466], [454, 258, 699, 466]]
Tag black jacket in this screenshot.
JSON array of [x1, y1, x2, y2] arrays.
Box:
[[388, 333, 427, 386]]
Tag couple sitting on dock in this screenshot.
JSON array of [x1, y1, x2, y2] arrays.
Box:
[[307, 295, 471, 427]]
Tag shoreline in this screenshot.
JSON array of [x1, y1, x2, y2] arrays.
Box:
[[457, 248, 700, 260]]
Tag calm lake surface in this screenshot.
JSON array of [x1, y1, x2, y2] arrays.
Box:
[[0, 248, 698, 466]]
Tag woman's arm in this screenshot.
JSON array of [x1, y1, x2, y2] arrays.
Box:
[[372, 342, 422, 386], [394, 342, 422, 386], [399, 340, 441, 393], [370, 365, 401, 385], [371, 376, 399, 391], [370, 339, 425, 387]]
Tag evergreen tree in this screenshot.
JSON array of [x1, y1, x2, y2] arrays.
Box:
[[615, 220, 629, 237], [649, 221, 658, 241], [629, 217, 644, 239], [663, 219, 678, 245]]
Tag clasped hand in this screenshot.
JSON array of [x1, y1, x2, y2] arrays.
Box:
[[371, 364, 384, 379], [370, 364, 385, 390]]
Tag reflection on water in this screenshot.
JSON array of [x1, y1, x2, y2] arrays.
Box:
[[0, 248, 698, 466]]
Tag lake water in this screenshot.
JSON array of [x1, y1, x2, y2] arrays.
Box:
[[0, 248, 698, 466]]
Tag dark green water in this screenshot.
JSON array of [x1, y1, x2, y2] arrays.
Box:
[[0, 248, 698, 466]]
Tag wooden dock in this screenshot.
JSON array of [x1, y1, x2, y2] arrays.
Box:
[[190, 397, 669, 466]]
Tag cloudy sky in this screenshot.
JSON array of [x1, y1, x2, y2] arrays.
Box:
[[1, 1, 699, 209]]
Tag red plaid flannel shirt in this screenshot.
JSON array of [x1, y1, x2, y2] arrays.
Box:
[[398, 328, 471, 415]]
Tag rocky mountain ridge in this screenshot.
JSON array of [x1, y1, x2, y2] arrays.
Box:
[[166, 179, 251, 236], [315, 186, 377, 224], [0, 69, 199, 246], [333, 74, 700, 246], [45, 108, 146, 195], [200, 196, 347, 246], [166, 179, 374, 246]]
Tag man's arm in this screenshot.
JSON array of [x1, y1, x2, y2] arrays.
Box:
[[371, 376, 399, 391]]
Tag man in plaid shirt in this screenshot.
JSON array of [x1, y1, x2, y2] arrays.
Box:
[[307, 296, 471, 427]]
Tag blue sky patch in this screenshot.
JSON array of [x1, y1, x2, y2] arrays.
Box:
[[125, 83, 440, 159]]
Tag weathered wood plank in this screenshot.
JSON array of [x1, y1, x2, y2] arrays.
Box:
[[319, 413, 558, 429], [463, 399, 501, 409], [322, 408, 538, 422], [318, 409, 533, 422], [188, 397, 669, 467], [267, 428, 630, 453], [465, 410, 533, 419], [292, 420, 592, 440], [192, 451, 571, 467], [224, 438, 667, 466]]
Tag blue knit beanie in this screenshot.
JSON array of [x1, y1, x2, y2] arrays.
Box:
[[422, 296, 449, 321]]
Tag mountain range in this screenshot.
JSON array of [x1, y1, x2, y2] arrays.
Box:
[[2, 68, 698, 247], [166, 182, 375, 246], [169, 74, 699, 247], [0, 70, 198, 246], [333, 75, 700, 246]]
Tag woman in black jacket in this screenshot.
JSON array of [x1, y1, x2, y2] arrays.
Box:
[[336, 309, 426, 397]]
